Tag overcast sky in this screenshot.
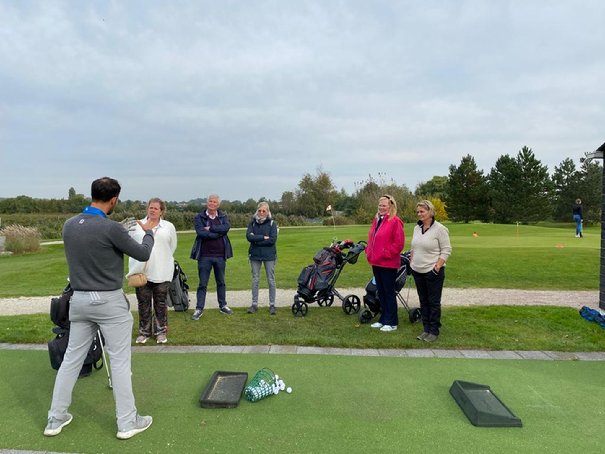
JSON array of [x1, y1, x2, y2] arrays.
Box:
[[1, 1, 604, 202]]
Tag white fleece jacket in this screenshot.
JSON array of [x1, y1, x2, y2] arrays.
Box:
[[127, 218, 177, 282]]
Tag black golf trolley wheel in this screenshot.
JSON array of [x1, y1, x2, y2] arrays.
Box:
[[317, 294, 335, 307], [358, 308, 374, 324], [342, 294, 361, 315], [408, 307, 421, 323], [291, 298, 308, 317]]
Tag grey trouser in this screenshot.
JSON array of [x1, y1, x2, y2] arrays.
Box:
[[47, 290, 138, 432], [250, 260, 276, 306]]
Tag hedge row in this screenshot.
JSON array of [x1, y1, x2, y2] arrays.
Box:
[[0, 212, 325, 239]]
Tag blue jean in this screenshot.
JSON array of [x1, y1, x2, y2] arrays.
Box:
[[48, 290, 139, 432], [250, 260, 276, 306], [196, 256, 227, 310], [412, 268, 445, 335], [372, 266, 398, 326], [573, 214, 582, 236]]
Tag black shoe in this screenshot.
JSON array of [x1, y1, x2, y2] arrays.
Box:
[[269, 306, 276, 315], [247, 305, 258, 314], [423, 333, 439, 342], [191, 309, 203, 320]]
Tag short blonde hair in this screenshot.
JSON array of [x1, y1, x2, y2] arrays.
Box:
[[416, 200, 436, 217], [378, 194, 398, 218]]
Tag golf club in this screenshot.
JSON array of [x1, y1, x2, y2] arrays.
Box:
[[98, 329, 112, 389]]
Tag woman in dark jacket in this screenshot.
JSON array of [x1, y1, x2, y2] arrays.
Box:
[[246, 202, 278, 314], [573, 198, 583, 238]]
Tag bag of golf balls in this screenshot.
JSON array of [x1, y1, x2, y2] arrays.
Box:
[[244, 368, 277, 402]]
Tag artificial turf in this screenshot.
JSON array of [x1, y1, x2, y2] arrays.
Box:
[[1, 349, 603, 453]]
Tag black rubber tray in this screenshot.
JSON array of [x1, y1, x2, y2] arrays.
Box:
[[200, 371, 248, 408], [450, 380, 522, 427]]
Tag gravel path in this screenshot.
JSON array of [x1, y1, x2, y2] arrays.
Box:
[[0, 288, 599, 316]]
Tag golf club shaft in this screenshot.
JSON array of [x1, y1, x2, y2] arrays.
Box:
[[98, 329, 112, 389]]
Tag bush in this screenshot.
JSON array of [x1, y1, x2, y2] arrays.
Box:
[[0, 224, 41, 254], [0, 214, 69, 240], [271, 214, 308, 227], [322, 215, 354, 226]]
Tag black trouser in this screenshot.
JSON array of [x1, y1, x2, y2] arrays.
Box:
[[372, 266, 398, 326], [412, 268, 445, 335]]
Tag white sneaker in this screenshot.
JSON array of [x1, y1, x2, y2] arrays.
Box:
[[380, 325, 398, 332], [370, 322, 383, 329], [117, 415, 153, 440], [44, 413, 73, 436]]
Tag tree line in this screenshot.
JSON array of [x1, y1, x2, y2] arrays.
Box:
[[271, 147, 602, 225], [443, 146, 601, 223], [1, 146, 601, 238]]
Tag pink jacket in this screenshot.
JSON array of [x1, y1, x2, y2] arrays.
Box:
[[365, 215, 405, 269]]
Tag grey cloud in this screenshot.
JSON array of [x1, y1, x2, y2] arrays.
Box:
[[1, 1, 604, 201]]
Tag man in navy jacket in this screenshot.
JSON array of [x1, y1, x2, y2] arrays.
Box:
[[190, 194, 233, 319]]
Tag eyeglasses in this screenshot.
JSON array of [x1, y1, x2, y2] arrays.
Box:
[[381, 195, 394, 204]]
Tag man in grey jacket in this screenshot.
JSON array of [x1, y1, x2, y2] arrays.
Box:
[[44, 177, 156, 440]]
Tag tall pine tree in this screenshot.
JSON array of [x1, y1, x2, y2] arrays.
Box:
[[446, 155, 490, 222]]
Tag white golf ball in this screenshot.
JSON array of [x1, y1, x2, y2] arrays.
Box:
[[286, 387, 292, 394]]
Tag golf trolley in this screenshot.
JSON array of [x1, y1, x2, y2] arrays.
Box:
[[291, 239, 366, 317], [358, 251, 421, 324]]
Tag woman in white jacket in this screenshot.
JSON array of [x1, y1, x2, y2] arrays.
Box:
[[127, 198, 177, 344]]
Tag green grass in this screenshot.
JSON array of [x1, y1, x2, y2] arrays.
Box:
[[1, 221, 602, 352], [1, 222, 603, 453], [1, 349, 604, 453], [0, 223, 600, 297], [2, 305, 604, 352]]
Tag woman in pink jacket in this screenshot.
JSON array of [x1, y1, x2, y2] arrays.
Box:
[[365, 195, 405, 332]]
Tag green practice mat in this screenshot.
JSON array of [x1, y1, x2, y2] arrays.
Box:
[[1, 350, 602, 453]]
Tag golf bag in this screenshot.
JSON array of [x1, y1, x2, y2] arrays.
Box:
[[292, 239, 367, 317], [48, 284, 104, 377], [297, 247, 343, 300], [166, 260, 190, 312]]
